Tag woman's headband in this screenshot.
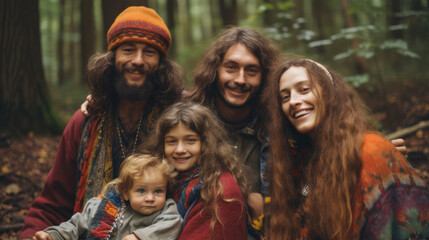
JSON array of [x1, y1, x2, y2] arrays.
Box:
[[305, 59, 334, 85]]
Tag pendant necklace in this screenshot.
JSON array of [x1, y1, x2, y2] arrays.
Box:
[[115, 113, 143, 160]]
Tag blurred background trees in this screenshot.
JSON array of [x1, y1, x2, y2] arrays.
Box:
[[1, 0, 428, 135]]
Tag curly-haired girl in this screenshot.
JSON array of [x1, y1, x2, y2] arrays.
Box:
[[144, 101, 249, 239]]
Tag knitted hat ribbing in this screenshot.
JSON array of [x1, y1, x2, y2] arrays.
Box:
[[107, 6, 171, 56]]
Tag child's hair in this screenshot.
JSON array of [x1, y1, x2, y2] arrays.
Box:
[[101, 153, 176, 198], [143, 101, 248, 233]]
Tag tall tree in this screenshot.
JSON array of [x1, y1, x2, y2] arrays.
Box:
[[81, 0, 96, 82], [340, 0, 368, 73], [386, 0, 403, 39], [166, 0, 178, 58], [57, 0, 65, 85], [219, 0, 238, 26], [0, 0, 62, 135]]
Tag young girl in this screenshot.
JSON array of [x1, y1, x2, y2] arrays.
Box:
[[262, 58, 429, 239], [33, 154, 182, 240], [143, 101, 248, 239]]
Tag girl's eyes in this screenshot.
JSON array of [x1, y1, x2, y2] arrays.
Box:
[[154, 190, 164, 194], [164, 138, 199, 144], [137, 189, 145, 194], [164, 138, 177, 145], [280, 94, 290, 102], [186, 138, 198, 143]]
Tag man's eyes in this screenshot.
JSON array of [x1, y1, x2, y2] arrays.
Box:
[[224, 64, 237, 70], [144, 49, 157, 55]]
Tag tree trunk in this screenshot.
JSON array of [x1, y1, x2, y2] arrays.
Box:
[[340, 0, 368, 74], [57, 0, 65, 85], [263, 0, 278, 28], [66, 0, 80, 83], [0, 0, 62, 135], [219, 0, 238, 26], [166, 0, 177, 57], [81, 0, 96, 82], [209, 0, 220, 35], [183, 0, 194, 45], [101, 0, 148, 50], [386, 0, 402, 39]]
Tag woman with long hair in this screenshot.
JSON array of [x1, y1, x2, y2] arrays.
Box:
[[262, 58, 429, 239]]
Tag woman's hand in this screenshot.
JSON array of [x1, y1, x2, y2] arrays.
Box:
[[391, 138, 407, 155]]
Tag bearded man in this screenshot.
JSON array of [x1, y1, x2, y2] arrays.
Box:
[[19, 6, 183, 239]]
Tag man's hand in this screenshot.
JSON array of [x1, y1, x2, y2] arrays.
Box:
[[391, 138, 407, 155], [80, 94, 92, 117], [32, 231, 52, 240], [247, 192, 264, 222]]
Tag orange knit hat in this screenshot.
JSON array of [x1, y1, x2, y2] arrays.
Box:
[[107, 6, 171, 56]]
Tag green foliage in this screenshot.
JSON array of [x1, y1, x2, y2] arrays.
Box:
[[329, 26, 420, 61], [345, 74, 370, 88], [257, 1, 294, 12], [254, 0, 428, 90]]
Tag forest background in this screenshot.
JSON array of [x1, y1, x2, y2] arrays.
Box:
[[1, 0, 429, 238]]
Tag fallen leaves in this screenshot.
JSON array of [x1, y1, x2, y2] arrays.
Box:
[[0, 135, 59, 238], [5, 184, 20, 195]]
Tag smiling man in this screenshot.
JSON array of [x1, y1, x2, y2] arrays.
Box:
[[189, 27, 280, 195], [187, 27, 281, 239], [19, 6, 183, 239]]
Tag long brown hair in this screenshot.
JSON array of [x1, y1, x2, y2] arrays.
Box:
[[86, 50, 184, 113], [262, 58, 371, 239], [188, 26, 280, 130], [143, 101, 249, 234]]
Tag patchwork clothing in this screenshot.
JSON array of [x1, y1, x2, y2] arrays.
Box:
[[294, 133, 429, 239]]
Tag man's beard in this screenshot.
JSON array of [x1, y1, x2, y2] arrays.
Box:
[[114, 64, 157, 101]]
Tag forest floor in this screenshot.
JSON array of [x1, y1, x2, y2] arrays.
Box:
[[1, 80, 429, 239]]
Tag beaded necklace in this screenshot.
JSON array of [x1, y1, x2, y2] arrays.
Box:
[[115, 113, 143, 160]]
